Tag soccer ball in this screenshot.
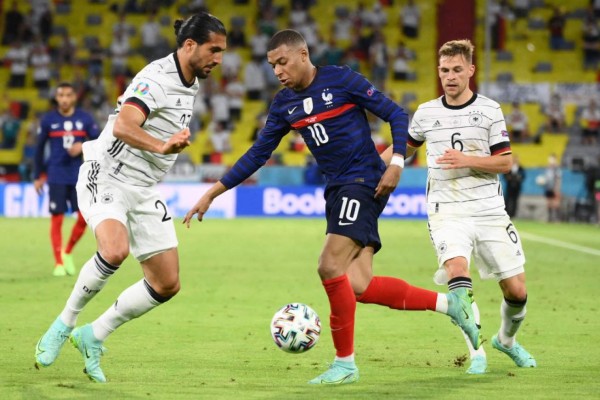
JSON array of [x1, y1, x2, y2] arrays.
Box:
[[270, 303, 321, 353]]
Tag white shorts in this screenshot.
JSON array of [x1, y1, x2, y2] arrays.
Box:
[[428, 214, 526, 285], [76, 161, 178, 261]]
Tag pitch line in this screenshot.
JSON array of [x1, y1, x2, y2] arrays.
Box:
[[520, 231, 600, 257]]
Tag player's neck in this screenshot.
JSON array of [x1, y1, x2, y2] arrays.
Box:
[[296, 66, 317, 91], [58, 107, 75, 117], [444, 88, 473, 107]]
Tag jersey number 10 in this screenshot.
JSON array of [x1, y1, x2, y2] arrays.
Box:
[[308, 123, 329, 146]]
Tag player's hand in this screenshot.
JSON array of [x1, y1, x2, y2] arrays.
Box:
[[33, 178, 45, 195], [183, 195, 213, 228], [436, 149, 469, 169], [161, 128, 191, 155], [67, 142, 83, 157], [375, 164, 402, 198]]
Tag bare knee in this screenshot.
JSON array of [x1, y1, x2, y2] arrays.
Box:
[[148, 276, 180, 298], [99, 246, 129, 266], [503, 285, 528, 303]]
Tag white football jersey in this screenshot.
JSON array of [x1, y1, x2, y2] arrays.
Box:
[[409, 94, 511, 217], [83, 53, 198, 186]]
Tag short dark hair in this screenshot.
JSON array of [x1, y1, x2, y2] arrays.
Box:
[[267, 29, 306, 52], [56, 82, 74, 90], [174, 12, 226, 48]]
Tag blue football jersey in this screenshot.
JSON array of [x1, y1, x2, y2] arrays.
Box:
[[221, 65, 408, 189], [34, 109, 99, 184]]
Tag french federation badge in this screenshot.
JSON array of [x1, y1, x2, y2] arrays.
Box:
[[303, 97, 313, 115]]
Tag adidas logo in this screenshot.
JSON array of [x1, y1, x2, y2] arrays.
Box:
[[176, 98, 181, 107], [433, 120, 441, 128], [516, 250, 521, 256]]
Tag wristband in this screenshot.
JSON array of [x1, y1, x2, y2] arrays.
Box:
[[390, 155, 405, 168]]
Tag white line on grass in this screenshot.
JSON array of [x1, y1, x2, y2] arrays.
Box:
[[520, 231, 600, 257]]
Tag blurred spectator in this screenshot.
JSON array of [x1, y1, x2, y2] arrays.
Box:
[[209, 85, 230, 128], [392, 41, 414, 80], [545, 93, 566, 132], [250, 31, 269, 58], [225, 75, 245, 122], [87, 36, 105, 77], [321, 37, 345, 66], [400, 0, 420, 38], [19, 112, 41, 181], [227, 24, 247, 48], [331, 7, 353, 44], [506, 102, 530, 142], [140, 11, 166, 61], [189, 86, 207, 138], [30, 42, 52, 91], [257, 7, 278, 37], [4, 40, 29, 88], [582, 14, 600, 70], [221, 47, 243, 84], [289, 2, 308, 28], [54, 30, 77, 68], [0, 107, 21, 149], [2, 1, 25, 45], [250, 110, 267, 141], [548, 6, 567, 50], [513, 0, 530, 19], [366, 1, 387, 28], [580, 98, 600, 145], [244, 55, 267, 100], [503, 154, 525, 218], [542, 153, 562, 222], [112, 12, 136, 39], [208, 120, 232, 154], [585, 156, 600, 224], [110, 29, 131, 77], [88, 73, 108, 110], [368, 30, 389, 90], [38, 4, 53, 43]]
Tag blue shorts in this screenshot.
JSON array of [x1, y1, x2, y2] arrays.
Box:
[[325, 184, 389, 253], [48, 183, 79, 214]]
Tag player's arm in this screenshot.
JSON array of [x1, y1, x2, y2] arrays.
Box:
[[436, 150, 512, 173], [33, 119, 49, 195], [380, 144, 417, 166], [113, 104, 190, 154]]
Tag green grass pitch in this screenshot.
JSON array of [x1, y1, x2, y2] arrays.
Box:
[[0, 217, 599, 399]]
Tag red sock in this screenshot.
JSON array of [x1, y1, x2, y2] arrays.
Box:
[[322, 275, 356, 357], [65, 211, 87, 254], [357, 276, 438, 311], [50, 214, 64, 265]]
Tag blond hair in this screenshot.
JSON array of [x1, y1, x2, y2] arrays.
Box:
[[438, 39, 474, 63]]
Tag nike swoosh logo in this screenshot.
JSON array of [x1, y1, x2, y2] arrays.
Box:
[[463, 309, 470, 319], [288, 107, 297, 114], [85, 348, 91, 359], [338, 221, 354, 226]]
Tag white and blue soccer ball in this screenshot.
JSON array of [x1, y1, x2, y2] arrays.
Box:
[[270, 303, 321, 353]]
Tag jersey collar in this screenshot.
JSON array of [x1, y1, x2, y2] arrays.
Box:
[[172, 52, 195, 88], [442, 92, 478, 110]]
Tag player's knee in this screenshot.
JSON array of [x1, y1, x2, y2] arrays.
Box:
[[506, 287, 528, 303], [153, 277, 181, 298], [317, 259, 343, 280], [99, 246, 129, 265]]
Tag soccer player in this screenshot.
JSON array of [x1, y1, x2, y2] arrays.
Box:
[[33, 82, 99, 276], [183, 30, 481, 385], [382, 39, 536, 374], [34, 12, 227, 383]]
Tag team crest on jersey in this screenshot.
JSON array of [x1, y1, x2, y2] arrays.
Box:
[[134, 82, 150, 96], [63, 121, 73, 131], [303, 97, 313, 114], [101, 193, 114, 204], [75, 121, 83, 130], [469, 112, 483, 126], [322, 89, 333, 107]]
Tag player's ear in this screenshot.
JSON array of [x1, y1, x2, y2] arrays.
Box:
[[468, 64, 475, 78]]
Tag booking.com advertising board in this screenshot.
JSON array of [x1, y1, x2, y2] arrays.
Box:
[[0, 183, 427, 219]]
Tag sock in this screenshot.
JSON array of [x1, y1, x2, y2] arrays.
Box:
[[463, 301, 486, 358], [92, 279, 172, 341], [59, 252, 119, 327], [448, 276, 473, 291], [498, 297, 527, 348], [64, 211, 87, 254], [323, 275, 356, 358], [356, 276, 438, 311], [335, 354, 355, 364], [50, 214, 64, 265]]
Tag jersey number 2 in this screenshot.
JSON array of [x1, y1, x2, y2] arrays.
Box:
[[155, 200, 172, 222]]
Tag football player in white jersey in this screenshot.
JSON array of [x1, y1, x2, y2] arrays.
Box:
[[34, 12, 227, 383], [382, 39, 536, 374]]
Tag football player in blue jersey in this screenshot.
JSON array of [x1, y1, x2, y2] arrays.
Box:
[[34, 82, 99, 276], [184, 30, 481, 385]]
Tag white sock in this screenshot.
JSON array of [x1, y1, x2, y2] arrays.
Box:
[[335, 354, 355, 364], [59, 252, 118, 327], [435, 293, 448, 314], [498, 298, 527, 348], [463, 301, 486, 358], [91, 279, 167, 341]]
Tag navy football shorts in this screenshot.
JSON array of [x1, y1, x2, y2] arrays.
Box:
[[48, 183, 79, 214], [325, 184, 389, 253]]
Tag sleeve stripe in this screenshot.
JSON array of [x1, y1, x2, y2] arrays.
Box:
[[490, 141, 511, 155], [408, 135, 424, 148], [124, 97, 150, 120]]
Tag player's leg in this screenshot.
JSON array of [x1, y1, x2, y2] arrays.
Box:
[[309, 233, 361, 385], [70, 186, 179, 382], [63, 185, 87, 275], [492, 273, 536, 367], [464, 300, 487, 374], [48, 184, 67, 275]]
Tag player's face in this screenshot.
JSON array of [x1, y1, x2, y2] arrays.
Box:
[[188, 32, 227, 79], [267, 44, 311, 91], [438, 54, 475, 102], [55, 87, 76, 114]]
